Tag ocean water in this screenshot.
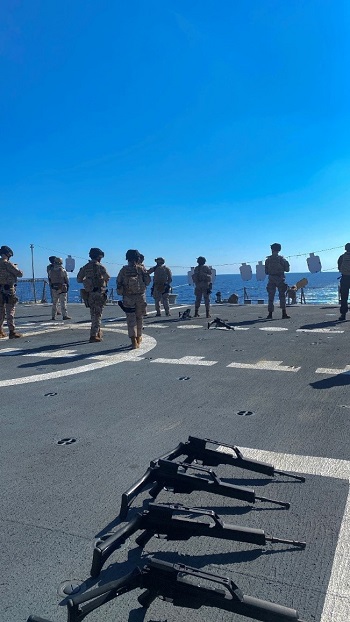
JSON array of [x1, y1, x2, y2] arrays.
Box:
[[17, 272, 340, 306]]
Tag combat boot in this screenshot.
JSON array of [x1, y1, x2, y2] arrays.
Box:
[[0, 329, 6, 338], [89, 335, 102, 343], [282, 310, 290, 319], [131, 336, 138, 349], [63, 315, 71, 320], [206, 311, 211, 318], [266, 312, 273, 319], [9, 331, 22, 339], [339, 314, 346, 321], [136, 335, 142, 345], [155, 312, 161, 317], [97, 329, 103, 339], [194, 307, 200, 318]]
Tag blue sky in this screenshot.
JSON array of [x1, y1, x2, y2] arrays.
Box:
[[1, 0, 349, 276]]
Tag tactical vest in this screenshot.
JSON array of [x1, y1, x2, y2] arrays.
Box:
[[0, 259, 17, 286], [48, 265, 66, 285], [153, 265, 170, 286], [340, 252, 350, 276], [193, 265, 212, 285], [80, 262, 107, 292], [122, 266, 146, 295], [265, 254, 288, 276]]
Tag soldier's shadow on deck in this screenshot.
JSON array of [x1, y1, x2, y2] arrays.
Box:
[[310, 374, 350, 389], [16, 342, 131, 368], [299, 320, 342, 329]]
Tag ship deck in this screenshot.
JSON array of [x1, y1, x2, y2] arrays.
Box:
[[1, 301, 349, 622]]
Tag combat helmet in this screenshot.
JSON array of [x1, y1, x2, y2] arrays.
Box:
[[345, 243, 350, 252], [126, 249, 141, 262], [89, 247, 104, 260], [0, 245, 14, 258], [155, 257, 165, 264], [270, 243, 281, 252], [197, 256, 206, 265], [48, 256, 56, 264]]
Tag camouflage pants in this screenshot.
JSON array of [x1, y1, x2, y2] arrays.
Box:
[[154, 289, 170, 314], [0, 300, 16, 332], [339, 275, 350, 315], [267, 276, 287, 312], [88, 292, 106, 337], [123, 294, 147, 338], [51, 289, 68, 318], [194, 285, 210, 312]]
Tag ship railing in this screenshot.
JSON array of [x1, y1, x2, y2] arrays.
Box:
[[16, 279, 49, 304]]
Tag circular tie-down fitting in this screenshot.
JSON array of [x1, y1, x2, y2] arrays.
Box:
[[235, 410, 256, 417], [57, 438, 77, 445]]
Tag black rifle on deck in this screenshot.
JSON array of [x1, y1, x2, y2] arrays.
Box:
[[119, 458, 291, 520], [208, 316, 235, 330], [67, 558, 308, 622], [27, 617, 54, 622], [159, 436, 305, 482], [91, 502, 306, 577]]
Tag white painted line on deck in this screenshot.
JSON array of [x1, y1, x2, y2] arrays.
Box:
[[150, 355, 217, 366], [259, 327, 289, 331], [231, 327, 250, 331], [23, 349, 78, 358], [144, 323, 169, 328], [0, 331, 156, 387], [227, 360, 300, 372], [297, 328, 344, 334], [217, 445, 350, 622], [316, 365, 350, 375]]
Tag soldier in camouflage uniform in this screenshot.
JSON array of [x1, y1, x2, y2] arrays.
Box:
[[338, 242, 350, 321], [148, 257, 172, 316], [0, 245, 23, 339], [77, 248, 110, 343], [117, 249, 151, 348], [192, 256, 212, 318], [265, 243, 290, 319], [47, 256, 71, 320]]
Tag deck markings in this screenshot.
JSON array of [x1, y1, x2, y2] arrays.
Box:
[[297, 328, 344, 334], [150, 355, 217, 366], [227, 360, 300, 372], [316, 365, 350, 375], [259, 327, 289, 331], [22, 349, 78, 358], [0, 330, 156, 387], [144, 323, 169, 329], [217, 445, 350, 622]]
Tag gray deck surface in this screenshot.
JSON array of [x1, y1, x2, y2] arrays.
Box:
[[1, 301, 349, 622]]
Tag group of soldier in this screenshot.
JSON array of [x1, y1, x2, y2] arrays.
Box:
[[1, 243, 350, 345]]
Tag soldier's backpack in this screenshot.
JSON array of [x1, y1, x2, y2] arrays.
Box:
[[125, 269, 145, 295]]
